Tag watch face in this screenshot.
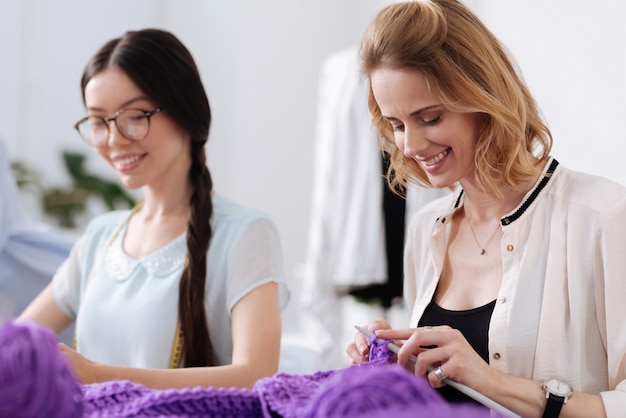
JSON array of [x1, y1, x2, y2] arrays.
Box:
[[544, 378, 573, 397]]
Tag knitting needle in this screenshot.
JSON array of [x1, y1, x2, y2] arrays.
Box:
[[354, 325, 520, 418]]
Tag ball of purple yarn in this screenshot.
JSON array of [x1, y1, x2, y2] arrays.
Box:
[[0, 320, 83, 418], [303, 364, 490, 418]]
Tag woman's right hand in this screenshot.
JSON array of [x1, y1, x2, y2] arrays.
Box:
[[345, 317, 392, 365]]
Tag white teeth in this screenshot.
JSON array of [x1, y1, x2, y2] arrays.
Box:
[[114, 155, 141, 168], [423, 149, 449, 166]]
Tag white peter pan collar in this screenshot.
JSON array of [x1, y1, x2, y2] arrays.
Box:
[[102, 222, 187, 282]]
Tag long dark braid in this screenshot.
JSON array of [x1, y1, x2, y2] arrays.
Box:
[[179, 140, 214, 366], [81, 29, 215, 367]]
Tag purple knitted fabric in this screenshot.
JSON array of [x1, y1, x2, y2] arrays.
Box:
[[254, 368, 337, 416], [366, 330, 396, 364], [254, 353, 491, 418], [0, 321, 494, 417], [82, 380, 261, 417], [0, 320, 83, 418]]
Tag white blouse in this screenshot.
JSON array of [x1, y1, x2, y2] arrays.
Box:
[[52, 194, 289, 368], [405, 158, 626, 417]]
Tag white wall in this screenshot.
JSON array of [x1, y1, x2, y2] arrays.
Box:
[[472, 0, 626, 183], [0, 0, 395, 332], [1, 0, 625, 335]]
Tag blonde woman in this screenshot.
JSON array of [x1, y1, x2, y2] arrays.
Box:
[[347, 1, 626, 417]]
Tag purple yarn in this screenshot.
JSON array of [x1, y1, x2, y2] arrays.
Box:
[[301, 364, 490, 418], [367, 330, 396, 364], [255, 363, 491, 418], [82, 380, 262, 417], [83, 366, 483, 418], [254, 369, 337, 417], [0, 320, 83, 418], [0, 321, 494, 417]]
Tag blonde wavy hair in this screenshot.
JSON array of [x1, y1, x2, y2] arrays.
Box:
[[360, 0, 552, 195]]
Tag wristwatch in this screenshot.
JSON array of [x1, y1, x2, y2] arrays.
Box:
[[541, 378, 572, 418]]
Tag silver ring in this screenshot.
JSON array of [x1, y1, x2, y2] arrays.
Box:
[[434, 366, 446, 381]]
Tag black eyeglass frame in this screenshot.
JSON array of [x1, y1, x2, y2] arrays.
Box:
[[74, 107, 162, 146]]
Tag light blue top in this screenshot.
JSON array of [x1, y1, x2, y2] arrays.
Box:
[[52, 193, 289, 368]]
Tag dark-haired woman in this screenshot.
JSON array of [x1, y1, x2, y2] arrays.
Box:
[[20, 28, 289, 390]]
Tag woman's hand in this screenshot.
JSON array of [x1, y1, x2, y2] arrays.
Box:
[[58, 343, 97, 383], [375, 325, 496, 391], [345, 318, 392, 365]]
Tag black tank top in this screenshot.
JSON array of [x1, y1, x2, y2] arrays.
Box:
[[417, 299, 496, 405]]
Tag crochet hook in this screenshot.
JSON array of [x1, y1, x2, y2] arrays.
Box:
[[354, 325, 520, 418]]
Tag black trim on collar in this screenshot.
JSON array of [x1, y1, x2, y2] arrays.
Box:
[[454, 190, 464, 209], [447, 159, 559, 226], [501, 159, 558, 225]]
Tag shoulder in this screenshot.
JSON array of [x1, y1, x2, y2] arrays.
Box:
[[408, 190, 459, 227], [207, 195, 284, 283], [404, 190, 459, 246], [211, 194, 278, 242], [212, 194, 273, 225], [549, 163, 626, 214], [84, 210, 130, 233], [81, 210, 131, 245]]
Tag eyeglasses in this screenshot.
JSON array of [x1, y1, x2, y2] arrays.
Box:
[[74, 107, 162, 147]]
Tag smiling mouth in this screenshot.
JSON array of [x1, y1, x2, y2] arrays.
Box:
[[113, 154, 143, 170], [422, 148, 450, 167]]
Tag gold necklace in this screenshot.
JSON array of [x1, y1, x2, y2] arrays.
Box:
[[466, 215, 501, 255]]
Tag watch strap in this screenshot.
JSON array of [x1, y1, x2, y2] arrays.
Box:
[[542, 392, 565, 418]]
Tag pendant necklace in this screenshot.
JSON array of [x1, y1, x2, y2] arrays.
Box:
[[466, 214, 501, 255]]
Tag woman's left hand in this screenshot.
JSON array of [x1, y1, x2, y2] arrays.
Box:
[[374, 326, 498, 392], [58, 343, 97, 383]]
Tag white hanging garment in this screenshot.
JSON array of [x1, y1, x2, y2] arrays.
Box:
[[300, 48, 447, 369]]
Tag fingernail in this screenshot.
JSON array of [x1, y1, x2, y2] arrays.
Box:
[[359, 344, 367, 355]]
